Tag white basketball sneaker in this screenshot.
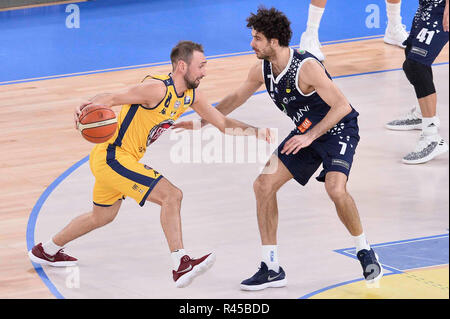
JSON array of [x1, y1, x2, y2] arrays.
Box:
[[402, 133, 449, 164], [384, 24, 408, 48], [299, 31, 325, 61], [385, 106, 425, 131]]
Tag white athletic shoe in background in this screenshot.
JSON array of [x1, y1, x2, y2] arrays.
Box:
[[299, 31, 325, 61], [402, 133, 449, 164], [384, 24, 408, 48], [385, 106, 426, 131]]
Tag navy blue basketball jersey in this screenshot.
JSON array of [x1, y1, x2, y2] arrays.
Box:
[[263, 48, 358, 135], [406, 0, 448, 66], [418, 0, 445, 14], [414, 0, 446, 28]]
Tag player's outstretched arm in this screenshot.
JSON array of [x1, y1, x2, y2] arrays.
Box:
[[74, 81, 165, 128], [172, 61, 264, 130], [209, 61, 264, 120], [190, 89, 273, 143]]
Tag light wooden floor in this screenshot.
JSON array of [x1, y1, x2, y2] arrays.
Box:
[[0, 38, 448, 298], [0, 1, 86, 12]]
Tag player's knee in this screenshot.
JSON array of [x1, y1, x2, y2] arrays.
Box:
[[326, 187, 347, 203], [402, 59, 413, 82], [402, 59, 436, 98], [325, 182, 347, 203], [253, 176, 275, 197], [173, 187, 183, 202], [161, 186, 183, 205]]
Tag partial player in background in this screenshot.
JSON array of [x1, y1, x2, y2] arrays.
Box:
[[386, 0, 449, 164], [28, 41, 271, 288], [300, 0, 409, 61]]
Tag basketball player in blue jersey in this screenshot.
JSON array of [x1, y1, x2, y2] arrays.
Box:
[[174, 7, 383, 290], [386, 0, 449, 164], [28, 41, 272, 288]]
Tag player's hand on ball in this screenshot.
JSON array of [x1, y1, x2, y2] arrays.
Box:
[[75, 102, 111, 129], [281, 133, 314, 155], [74, 101, 92, 129]]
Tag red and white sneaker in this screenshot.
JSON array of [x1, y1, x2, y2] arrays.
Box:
[[172, 253, 216, 288], [28, 243, 78, 267]]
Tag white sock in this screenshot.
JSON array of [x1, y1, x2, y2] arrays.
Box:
[[386, 1, 402, 28], [42, 238, 63, 256], [353, 233, 371, 254], [171, 249, 186, 270], [414, 105, 423, 117], [422, 116, 439, 136], [305, 4, 325, 35], [262, 245, 279, 272]]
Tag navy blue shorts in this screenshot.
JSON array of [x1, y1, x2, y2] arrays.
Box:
[[277, 118, 360, 185], [404, 2, 449, 66]]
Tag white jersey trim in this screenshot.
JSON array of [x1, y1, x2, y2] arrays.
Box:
[[270, 48, 294, 84], [295, 57, 326, 97], [261, 59, 265, 84]]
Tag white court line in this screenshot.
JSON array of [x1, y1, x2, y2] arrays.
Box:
[[343, 235, 449, 253], [402, 263, 449, 272]]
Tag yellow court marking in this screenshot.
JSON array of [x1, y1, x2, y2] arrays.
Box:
[[310, 266, 449, 299]]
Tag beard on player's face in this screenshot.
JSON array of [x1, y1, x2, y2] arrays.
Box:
[[254, 42, 275, 60], [184, 67, 202, 89]]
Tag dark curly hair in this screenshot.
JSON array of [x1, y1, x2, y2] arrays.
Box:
[[246, 6, 292, 47]]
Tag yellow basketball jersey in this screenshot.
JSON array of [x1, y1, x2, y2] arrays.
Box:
[[94, 74, 195, 160]]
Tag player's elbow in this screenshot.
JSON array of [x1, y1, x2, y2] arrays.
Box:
[[342, 103, 352, 116], [334, 99, 352, 116], [330, 101, 352, 117]]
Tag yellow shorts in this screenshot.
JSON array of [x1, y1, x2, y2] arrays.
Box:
[[89, 144, 163, 207]]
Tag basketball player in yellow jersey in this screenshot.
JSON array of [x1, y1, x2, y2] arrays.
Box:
[[28, 41, 272, 288]]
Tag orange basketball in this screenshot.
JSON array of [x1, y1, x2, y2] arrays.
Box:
[[78, 106, 117, 143]]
